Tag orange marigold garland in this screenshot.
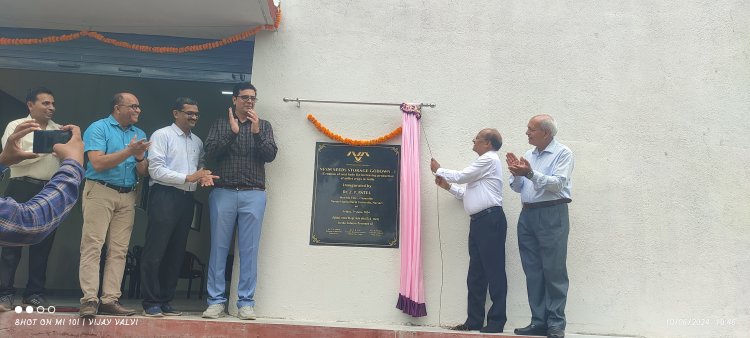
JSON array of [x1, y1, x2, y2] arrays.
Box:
[[307, 114, 401, 146], [0, 32, 83, 45], [0, 4, 282, 53], [83, 26, 268, 54], [274, 3, 283, 30]]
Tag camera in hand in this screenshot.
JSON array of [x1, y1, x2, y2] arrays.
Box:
[[33, 130, 72, 153]]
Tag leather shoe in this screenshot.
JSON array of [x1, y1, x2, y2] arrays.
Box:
[[449, 323, 481, 331], [514, 323, 547, 336], [547, 327, 565, 338], [479, 323, 504, 333], [79, 301, 98, 318], [98, 301, 136, 316]]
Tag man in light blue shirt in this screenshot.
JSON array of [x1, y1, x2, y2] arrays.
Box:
[[79, 92, 150, 318], [507, 114, 574, 338], [140, 97, 217, 317]]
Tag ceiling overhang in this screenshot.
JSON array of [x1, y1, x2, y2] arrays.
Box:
[[0, 0, 279, 39]]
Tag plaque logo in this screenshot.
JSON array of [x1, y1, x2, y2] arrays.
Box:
[[347, 151, 370, 163]]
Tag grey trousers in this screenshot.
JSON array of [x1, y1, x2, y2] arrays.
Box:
[[517, 203, 570, 329]]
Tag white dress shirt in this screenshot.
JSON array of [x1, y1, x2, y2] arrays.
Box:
[[509, 138, 574, 203], [436, 150, 504, 215], [1, 116, 62, 180], [147, 123, 204, 192]]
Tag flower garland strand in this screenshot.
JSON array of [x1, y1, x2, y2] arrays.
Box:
[[0, 5, 281, 54], [307, 114, 402, 146]]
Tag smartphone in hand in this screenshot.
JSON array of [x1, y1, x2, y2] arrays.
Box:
[[33, 130, 72, 153]]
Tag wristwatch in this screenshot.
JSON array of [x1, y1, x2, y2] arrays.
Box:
[[525, 170, 534, 179]]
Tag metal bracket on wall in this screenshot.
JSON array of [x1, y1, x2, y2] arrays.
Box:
[[282, 97, 436, 109]]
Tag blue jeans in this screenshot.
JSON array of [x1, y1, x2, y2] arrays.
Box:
[[206, 188, 266, 308]]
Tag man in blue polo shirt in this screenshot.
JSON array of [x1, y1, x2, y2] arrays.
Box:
[[78, 92, 150, 318]]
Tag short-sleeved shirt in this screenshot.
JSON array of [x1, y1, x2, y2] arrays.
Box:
[[1, 116, 62, 180], [83, 115, 147, 187]]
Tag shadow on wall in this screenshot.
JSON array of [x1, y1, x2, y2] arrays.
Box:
[[0, 88, 27, 200], [0, 88, 28, 138]]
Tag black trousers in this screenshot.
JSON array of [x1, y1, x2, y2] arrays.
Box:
[[140, 184, 194, 309], [465, 207, 508, 329], [0, 179, 57, 298]]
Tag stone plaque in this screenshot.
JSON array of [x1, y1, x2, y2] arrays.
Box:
[[310, 142, 400, 247]]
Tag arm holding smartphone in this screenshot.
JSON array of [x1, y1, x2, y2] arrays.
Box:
[[0, 123, 85, 246], [1, 122, 85, 166], [0, 120, 41, 167]]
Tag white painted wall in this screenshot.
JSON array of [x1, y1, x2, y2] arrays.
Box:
[[246, 1, 749, 338]]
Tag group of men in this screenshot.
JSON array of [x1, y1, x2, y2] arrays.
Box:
[[0, 83, 573, 337], [0, 82, 277, 321], [431, 115, 574, 338]]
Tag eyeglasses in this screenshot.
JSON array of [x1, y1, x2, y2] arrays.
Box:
[[236, 95, 258, 102], [118, 104, 141, 110], [180, 111, 200, 118], [472, 138, 487, 144]]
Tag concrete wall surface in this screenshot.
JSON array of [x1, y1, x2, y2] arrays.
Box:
[[246, 1, 750, 338]]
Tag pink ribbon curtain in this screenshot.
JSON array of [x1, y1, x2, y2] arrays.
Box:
[[396, 103, 426, 317]]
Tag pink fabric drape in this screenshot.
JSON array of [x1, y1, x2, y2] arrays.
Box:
[[396, 103, 426, 317]]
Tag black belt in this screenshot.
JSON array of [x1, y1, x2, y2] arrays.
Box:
[[152, 183, 193, 194], [522, 198, 571, 209], [11, 176, 48, 185], [215, 185, 265, 191], [470, 206, 503, 221], [90, 179, 136, 193]]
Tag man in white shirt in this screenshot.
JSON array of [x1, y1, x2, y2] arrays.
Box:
[[139, 97, 217, 317], [506, 114, 574, 338], [431, 128, 507, 334], [0, 87, 63, 311]]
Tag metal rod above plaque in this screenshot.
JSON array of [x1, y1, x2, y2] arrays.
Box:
[[310, 142, 400, 248]]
